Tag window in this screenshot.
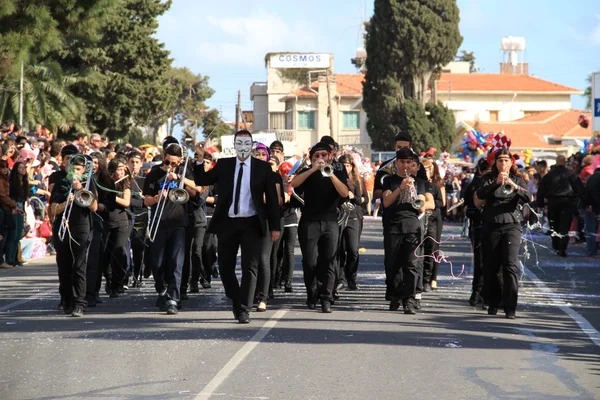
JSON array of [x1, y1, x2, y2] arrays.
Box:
[[342, 111, 360, 130], [297, 111, 316, 130], [489, 110, 499, 122], [269, 112, 286, 130]]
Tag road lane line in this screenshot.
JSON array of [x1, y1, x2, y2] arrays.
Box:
[[0, 289, 55, 313], [523, 266, 600, 348], [196, 309, 288, 398]]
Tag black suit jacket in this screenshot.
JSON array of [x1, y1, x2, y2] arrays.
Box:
[[194, 157, 280, 236]]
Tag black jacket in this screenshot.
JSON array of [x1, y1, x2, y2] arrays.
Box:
[[194, 157, 280, 236], [476, 173, 530, 224], [585, 168, 600, 213], [537, 165, 584, 207]]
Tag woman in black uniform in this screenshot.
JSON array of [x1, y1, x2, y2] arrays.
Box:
[[338, 154, 363, 290], [421, 158, 445, 291], [475, 148, 529, 319]]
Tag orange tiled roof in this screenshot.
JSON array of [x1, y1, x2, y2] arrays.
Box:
[[436, 73, 581, 93], [226, 121, 253, 131], [288, 74, 364, 97], [471, 110, 591, 150]]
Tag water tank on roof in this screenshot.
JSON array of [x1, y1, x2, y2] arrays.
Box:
[[501, 36, 526, 51], [355, 47, 367, 59]]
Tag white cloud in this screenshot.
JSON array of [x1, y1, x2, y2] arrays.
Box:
[[196, 12, 321, 67]]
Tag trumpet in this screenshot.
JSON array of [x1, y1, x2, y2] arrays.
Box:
[[58, 155, 95, 241], [404, 169, 424, 210], [500, 171, 515, 195], [321, 163, 333, 177]]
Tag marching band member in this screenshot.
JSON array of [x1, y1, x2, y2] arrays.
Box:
[[143, 140, 196, 315], [199, 152, 218, 289], [338, 154, 363, 290], [49, 146, 98, 317], [382, 148, 434, 314], [194, 130, 280, 324], [421, 158, 445, 292], [464, 158, 490, 308], [105, 157, 132, 298], [291, 141, 349, 313], [278, 161, 299, 293], [475, 146, 529, 319], [126, 150, 148, 287]]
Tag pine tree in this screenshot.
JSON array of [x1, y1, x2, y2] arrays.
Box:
[[363, 0, 462, 151]]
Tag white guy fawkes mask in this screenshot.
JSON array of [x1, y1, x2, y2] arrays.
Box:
[[235, 136, 252, 160]]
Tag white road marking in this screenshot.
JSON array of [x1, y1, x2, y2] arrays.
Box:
[[196, 309, 288, 398], [523, 267, 600, 348], [0, 290, 55, 313]]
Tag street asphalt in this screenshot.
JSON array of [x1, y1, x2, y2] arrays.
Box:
[[0, 219, 598, 400]]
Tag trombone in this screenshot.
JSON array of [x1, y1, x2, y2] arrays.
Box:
[[404, 169, 424, 210], [58, 155, 95, 241], [147, 145, 190, 242]]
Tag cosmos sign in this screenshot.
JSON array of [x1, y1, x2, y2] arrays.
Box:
[[270, 53, 330, 69]]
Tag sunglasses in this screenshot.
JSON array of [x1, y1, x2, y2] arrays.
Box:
[[313, 151, 329, 159], [163, 160, 180, 167]]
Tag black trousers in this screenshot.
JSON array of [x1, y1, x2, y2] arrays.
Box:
[[469, 222, 484, 299], [280, 225, 298, 284], [181, 224, 206, 294], [334, 223, 344, 285], [298, 220, 338, 303], [217, 216, 263, 313], [87, 224, 106, 299], [547, 199, 575, 252], [256, 226, 273, 302], [339, 218, 360, 285], [482, 223, 521, 313], [53, 220, 91, 308], [384, 231, 420, 304], [202, 233, 218, 283], [269, 219, 284, 293], [147, 227, 185, 303], [130, 215, 148, 281], [105, 224, 131, 291], [423, 215, 442, 285]]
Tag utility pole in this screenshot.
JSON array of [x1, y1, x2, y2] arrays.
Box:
[[235, 90, 241, 132], [325, 71, 334, 138]]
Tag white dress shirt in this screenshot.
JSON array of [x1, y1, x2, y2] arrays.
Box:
[[228, 157, 257, 218]]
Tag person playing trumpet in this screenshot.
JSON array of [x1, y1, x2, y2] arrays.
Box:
[[142, 138, 198, 315], [49, 145, 98, 317], [290, 141, 349, 313], [382, 148, 434, 315]]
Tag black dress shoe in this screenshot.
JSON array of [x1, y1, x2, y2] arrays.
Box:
[[200, 280, 211, 289], [166, 304, 178, 315], [71, 306, 84, 317], [505, 312, 516, 319], [307, 303, 316, 310], [284, 282, 293, 293], [211, 269, 219, 279], [238, 311, 250, 324], [321, 300, 332, 313], [403, 304, 416, 315], [189, 282, 200, 293], [63, 305, 74, 315], [487, 308, 498, 315], [389, 299, 400, 311], [414, 299, 421, 310], [423, 283, 432, 293], [347, 280, 358, 291], [468, 293, 478, 307]]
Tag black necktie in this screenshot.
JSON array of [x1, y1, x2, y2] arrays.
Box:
[[234, 162, 244, 215]]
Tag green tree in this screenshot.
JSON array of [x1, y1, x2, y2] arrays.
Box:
[[363, 0, 462, 150], [456, 50, 476, 73], [0, 0, 117, 131], [167, 67, 215, 141], [201, 108, 232, 141], [584, 74, 592, 110], [63, 0, 174, 140], [426, 101, 456, 152]]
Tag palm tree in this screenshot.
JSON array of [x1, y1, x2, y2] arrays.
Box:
[[0, 60, 88, 132]]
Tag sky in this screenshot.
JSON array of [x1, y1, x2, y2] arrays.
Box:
[[156, 0, 600, 123]]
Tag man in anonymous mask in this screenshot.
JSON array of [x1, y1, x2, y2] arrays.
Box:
[[194, 130, 280, 324]]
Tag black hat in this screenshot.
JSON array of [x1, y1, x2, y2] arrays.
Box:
[[309, 141, 331, 157], [60, 144, 79, 157], [394, 131, 412, 144], [162, 136, 179, 151], [396, 147, 415, 160], [269, 140, 284, 152]]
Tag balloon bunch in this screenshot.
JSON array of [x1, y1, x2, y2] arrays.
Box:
[[581, 131, 600, 155], [454, 129, 498, 163]]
